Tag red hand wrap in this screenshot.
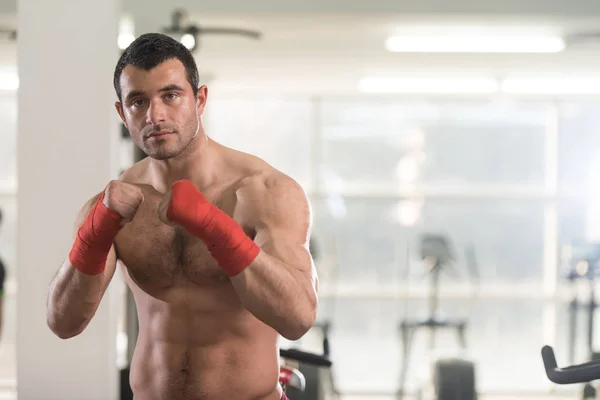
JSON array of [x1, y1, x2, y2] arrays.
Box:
[[167, 180, 260, 277], [68, 192, 122, 275]]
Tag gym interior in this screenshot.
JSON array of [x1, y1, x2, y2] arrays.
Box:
[[3, 0, 600, 399]]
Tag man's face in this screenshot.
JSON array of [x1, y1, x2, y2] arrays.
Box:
[[115, 58, 207, 160]]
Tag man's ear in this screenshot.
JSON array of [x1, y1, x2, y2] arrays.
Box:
[[115, 101, 126, 126], [196, 85, 208, 115]]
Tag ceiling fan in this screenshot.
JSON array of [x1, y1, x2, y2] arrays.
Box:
[[0, 8, 263, 50], [565, 31, 600, 47], [162, 9, 262, 52]]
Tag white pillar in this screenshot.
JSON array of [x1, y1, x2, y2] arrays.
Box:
[[17, 0, 121, 399]]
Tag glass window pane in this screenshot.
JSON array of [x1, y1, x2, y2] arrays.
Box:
[[318, 99, 548, 191], [558, 102, 600, 191], [204, 97, 314, 190], [312, 196, 545, 286], [558, 197, 586, 244]]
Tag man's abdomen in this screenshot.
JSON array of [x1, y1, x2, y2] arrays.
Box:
[[125, 270, 282, 400], [129, 334, 282, 400]]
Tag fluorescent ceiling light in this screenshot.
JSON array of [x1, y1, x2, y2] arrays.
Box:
[[118, 33, 135, 50], [358, 77, 499, 94], [118, 15, 136, 50], [385, 35, 565, 53], [0, 72, 18, 91], [501, 77, 600, 94]]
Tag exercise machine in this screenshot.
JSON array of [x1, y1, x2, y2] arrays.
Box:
[[542, 345, 600, 385], [560, 242, 600, 398], [279, 348, 333, 396], [397, 233, 479, 400], [288, 320, 341, 400]]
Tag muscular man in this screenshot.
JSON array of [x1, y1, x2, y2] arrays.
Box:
[[46, 33, 318, 400]]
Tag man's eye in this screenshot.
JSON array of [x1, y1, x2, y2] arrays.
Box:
[[132, 99, 146, 107], [165, 93, 178, 100]]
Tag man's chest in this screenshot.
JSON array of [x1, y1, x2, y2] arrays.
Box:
[[114, 184, 254, 288]]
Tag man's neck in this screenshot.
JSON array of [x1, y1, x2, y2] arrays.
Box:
[[150, 134, 221, 191]]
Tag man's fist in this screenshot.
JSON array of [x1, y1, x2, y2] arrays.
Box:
[[102, 181, 144, 226]]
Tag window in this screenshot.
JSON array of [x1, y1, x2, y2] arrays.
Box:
[[557, 102, 600, 192], [318, 99, 549, 192], [204, 97, 314, 190], [312, 197, 546, 288]]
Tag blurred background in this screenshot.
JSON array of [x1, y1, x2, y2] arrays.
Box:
[[6, 0, 600, 399]]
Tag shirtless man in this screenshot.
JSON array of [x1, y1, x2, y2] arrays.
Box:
[[46, 33, 318, 400]]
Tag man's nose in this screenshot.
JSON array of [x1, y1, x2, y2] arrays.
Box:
[[146, 99, 166, 125]]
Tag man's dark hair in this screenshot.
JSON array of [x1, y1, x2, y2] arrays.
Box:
[[113, 33, 200, 102]]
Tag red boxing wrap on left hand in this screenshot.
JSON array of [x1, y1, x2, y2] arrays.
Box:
[[166, 180, 260, 277]]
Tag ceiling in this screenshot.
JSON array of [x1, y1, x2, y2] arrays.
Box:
[[3, 7, 600, 94], [179, 13, 600, 94]]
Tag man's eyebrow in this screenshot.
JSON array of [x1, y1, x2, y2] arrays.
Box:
[[160, 84, 185, 92], [124, 90, 144, 102], [124, 85, 185, 102]]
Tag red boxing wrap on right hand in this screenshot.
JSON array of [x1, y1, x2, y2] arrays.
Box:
[[68, 192, 122, 275], [167, 180, 260, 277]]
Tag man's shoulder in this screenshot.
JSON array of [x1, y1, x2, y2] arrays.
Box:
[[235, 167, 311, 231], [226, 147, 299, 189], [238, 163, 304, 197], [235, 162, 309, 220]]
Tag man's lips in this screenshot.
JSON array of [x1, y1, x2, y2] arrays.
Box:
[[146, 131, 173, 139]]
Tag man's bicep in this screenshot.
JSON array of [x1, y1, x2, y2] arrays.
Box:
[[255, 226, 310, 264], [252, 176, 313, 271]]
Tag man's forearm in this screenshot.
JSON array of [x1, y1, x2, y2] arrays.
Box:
[[46, 260, 105, 339], [230, 251, 317, 340]]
